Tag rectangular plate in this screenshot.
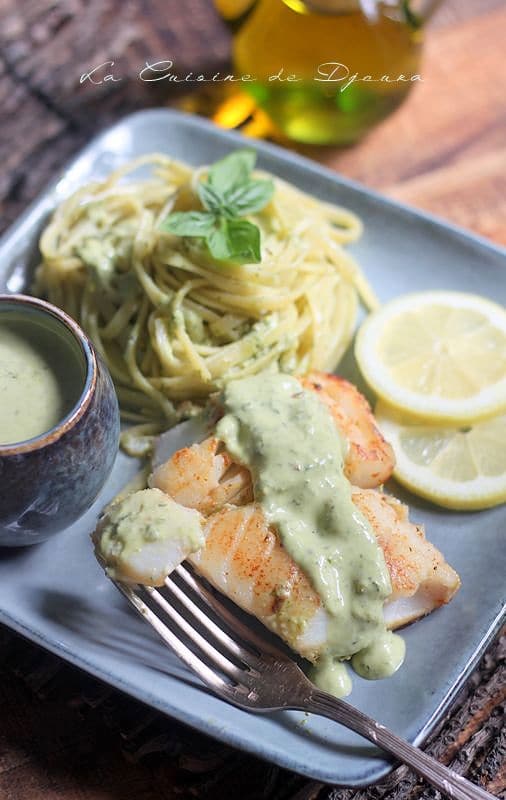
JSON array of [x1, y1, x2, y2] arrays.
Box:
[[0, 110, 505, 787]]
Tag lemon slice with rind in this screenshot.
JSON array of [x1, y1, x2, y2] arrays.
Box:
[[355, 291, 506, 424], [376, 401, 506, 510]]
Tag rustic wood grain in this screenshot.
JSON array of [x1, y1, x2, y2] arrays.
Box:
[[0, 0, 505, 798], [0, 0, 231, 232], [321, 4, 506, 244]]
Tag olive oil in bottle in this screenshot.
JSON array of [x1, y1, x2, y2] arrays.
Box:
[[215, 0, 425, 145]]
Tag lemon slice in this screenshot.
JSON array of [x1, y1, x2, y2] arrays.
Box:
[[376, 401, 506, 510], [355, 291, 506, 424]]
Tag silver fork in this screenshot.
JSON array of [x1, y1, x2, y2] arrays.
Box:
[[113, 564, 494, 800]]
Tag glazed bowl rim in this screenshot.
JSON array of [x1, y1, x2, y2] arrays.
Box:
[[0, 294, 97, 455]]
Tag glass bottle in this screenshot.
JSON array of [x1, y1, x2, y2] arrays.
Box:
[[214, 0, 442, 145]]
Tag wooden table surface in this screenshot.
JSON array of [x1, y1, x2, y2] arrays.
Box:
[[0, 1, 505, 798]]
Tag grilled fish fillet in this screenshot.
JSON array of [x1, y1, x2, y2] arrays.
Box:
[[151, 434, 460, 659], [96, 370, 460, 663]]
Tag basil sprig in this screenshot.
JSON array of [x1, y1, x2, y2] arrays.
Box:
[[160, 150, 274, 264]]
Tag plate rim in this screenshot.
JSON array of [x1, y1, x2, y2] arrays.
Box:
[[0, 599, 504, 786], [1, 603, 392, 786], [1, 108, 506, 263]]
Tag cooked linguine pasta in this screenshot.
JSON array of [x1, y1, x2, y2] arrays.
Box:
[[35, 153, 376, 445]]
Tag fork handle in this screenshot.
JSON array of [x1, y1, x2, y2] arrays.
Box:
[[307, 690, 495, 800]]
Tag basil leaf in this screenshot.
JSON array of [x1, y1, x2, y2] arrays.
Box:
[[197, 181, 226, 214], [225, 178, 274, 216], [207, 219, 261, 264], [161, 151, 269, 266], [206, 226, 232, 262], [160, 211, 216, 237], [226, 219, 261, 263], [208, 149, 257, 195]]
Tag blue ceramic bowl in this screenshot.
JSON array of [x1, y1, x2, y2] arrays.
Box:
[[0, 294, 120, 546]]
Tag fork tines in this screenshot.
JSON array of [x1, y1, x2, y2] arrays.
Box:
[[114, 564, 269, 701]]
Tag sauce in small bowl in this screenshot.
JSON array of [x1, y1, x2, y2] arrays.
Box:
[[0, 307, 86, 446], [0, 294, 120, 546]]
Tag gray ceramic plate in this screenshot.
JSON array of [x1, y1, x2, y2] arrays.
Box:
[[0, 110, 505, 787]]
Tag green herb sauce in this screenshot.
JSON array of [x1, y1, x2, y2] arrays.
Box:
[[96, 488, 204, 585], [0, 314, 85, 446], [216, 372, 405, 696]]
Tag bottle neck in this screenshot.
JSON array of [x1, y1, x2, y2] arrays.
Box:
[[288, 0, 441, 21], [288, 0, 384, 13]]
